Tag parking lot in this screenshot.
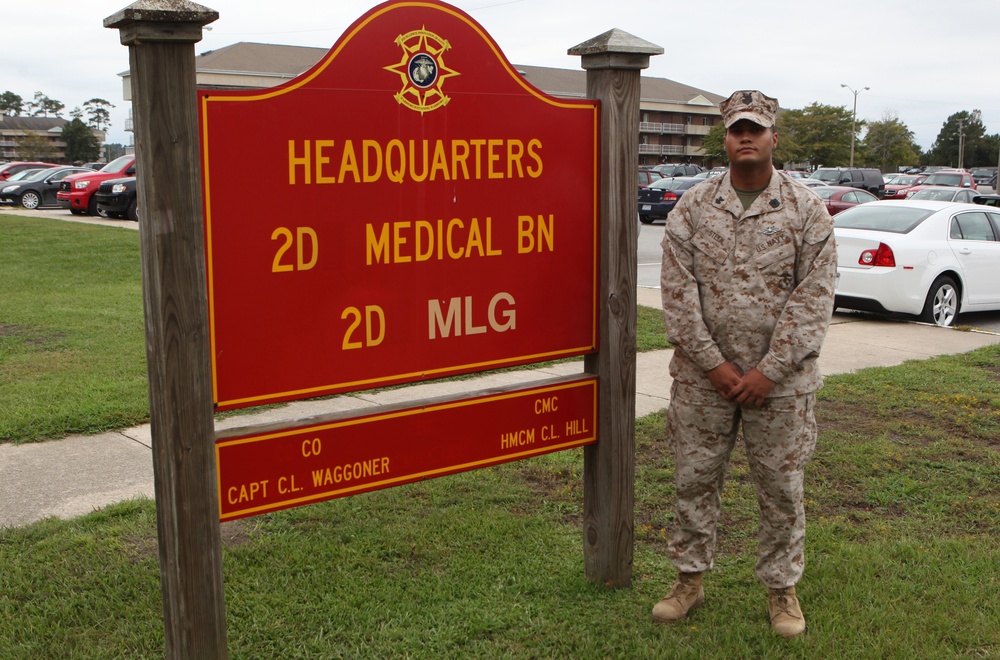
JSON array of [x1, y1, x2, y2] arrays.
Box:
[[638, 221, 1000, 333]]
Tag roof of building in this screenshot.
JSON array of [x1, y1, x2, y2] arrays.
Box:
[[0, 116, 68, 133], [189, 41, 725, 108], [196, 42, 328, 78]]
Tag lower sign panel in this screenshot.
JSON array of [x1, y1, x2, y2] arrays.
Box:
[[216, 377, 598, 521]]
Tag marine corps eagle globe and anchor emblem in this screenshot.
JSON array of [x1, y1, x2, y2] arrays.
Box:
[[384, 26, 459, 114]]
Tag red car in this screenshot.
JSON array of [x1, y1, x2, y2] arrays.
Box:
[[882, 174, 927, 199], [811, 185, 878, 215], [638, 168, 662, 191], [0, 161, 59, 181], [56, 155, 136, 215], [904, 170, 976, 199]]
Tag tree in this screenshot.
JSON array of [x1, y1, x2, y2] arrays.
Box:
[[965, 131, 998, 168], [25, 91, 64, 118], [62, 118, 101, 163], [775, 103, 855, 168], [861, 112, 922, 174], [0, 91, 24, 116], [925, 110, 985, 167], [25, 91, 44, 115], [700, 123, 728, 165], [83, 98, 114, 131], [16, 131, 60, 161], [103, 143, 129, 161]]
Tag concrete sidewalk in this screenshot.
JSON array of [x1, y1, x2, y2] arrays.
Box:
[[2, 287, 998, 528]]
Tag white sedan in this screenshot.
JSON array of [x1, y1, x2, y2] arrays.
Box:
[[833, 200, 1000, 326]]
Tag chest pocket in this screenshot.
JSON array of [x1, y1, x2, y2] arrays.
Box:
[[754, 239, 795, 270], [754, 238, 796, 295], [689, 230, 733, 284], [690, 230, 732, 264]]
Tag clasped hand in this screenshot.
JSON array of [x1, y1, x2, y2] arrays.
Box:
[[706, 362, 775, 408]]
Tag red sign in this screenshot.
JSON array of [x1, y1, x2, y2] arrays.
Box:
[[216, 377, 597, 521], [199, 0, 600, 410]]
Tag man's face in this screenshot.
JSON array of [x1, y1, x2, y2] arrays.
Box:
[[724, 119, 777, 167]]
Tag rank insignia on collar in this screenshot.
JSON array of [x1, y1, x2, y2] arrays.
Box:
[[769, 198, 780, 208], [715, 197, 725, 204]]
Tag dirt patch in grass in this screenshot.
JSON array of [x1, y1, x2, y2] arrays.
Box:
[[0, 323, 65, 347], [122, 519, 256, 564], [519, 463, 583, 523], [221, 519, 256, 549], [818, 398, 998, 446]]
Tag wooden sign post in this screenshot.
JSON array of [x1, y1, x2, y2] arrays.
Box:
[[105, 2, 227, 657], [571, 30, 662, 588]]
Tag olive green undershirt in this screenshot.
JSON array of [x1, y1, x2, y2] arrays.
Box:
[[733, 185, 767, 212]]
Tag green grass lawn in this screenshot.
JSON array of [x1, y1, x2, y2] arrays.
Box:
[[1, 345, 998, 657], [0, 213, 668, 443], [0, 216, 148, 442], [2, 213, 997, 657]]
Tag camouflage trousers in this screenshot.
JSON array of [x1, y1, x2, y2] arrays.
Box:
[[665, 382, 817, 589]]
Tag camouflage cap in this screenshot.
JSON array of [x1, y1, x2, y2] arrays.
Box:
[[720, 90, 778, 129]]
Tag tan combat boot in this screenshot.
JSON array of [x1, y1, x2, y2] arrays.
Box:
[[652, 572, 704, 623], [768, 586, 806, 638]]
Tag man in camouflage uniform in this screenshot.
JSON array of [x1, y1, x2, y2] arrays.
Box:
[[651, 90, 837, 638]]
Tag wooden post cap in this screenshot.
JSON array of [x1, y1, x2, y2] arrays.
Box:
[[104, 0, 219, 44], [568, 28, 663, 70]]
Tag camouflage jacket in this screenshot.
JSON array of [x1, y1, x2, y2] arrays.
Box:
[[660, 170, 837, 396]]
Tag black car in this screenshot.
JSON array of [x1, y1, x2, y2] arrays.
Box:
[[973, 194, 1000, 208], [0, 166, 93, 209], [94, 176, 138, 221], [638, 176, 704, 223], [807, 167, 885, 198], [970, 167, 997, 187]]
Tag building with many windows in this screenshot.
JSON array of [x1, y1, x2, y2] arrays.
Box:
[[0, 116, 105, 164], [118, 42, 727, 166]]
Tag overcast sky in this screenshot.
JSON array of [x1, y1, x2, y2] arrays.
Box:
[[6, 0, 998, 154]]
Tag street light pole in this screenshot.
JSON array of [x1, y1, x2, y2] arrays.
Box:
[[996, 119, 1000, 193], [841, 84, 869, 168], [958, 118, 966, 170]]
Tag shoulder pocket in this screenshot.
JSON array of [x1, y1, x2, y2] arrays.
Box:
[[664, 213, 693, 243], [803, 213, 834, 245]]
